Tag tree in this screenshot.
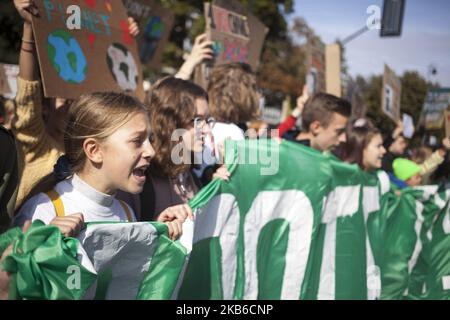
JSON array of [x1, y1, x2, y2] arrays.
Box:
[[400, 71, 428, 126], [359, 70, 433, 143], [157, 0, 294, 71]]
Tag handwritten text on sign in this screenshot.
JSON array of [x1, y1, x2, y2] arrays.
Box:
[[212, 37, 248, 63], [207, 3, 250, 64], [209, 5, 250, 39]]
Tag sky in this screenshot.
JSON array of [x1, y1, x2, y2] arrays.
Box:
[[287, 0, 450, 86]]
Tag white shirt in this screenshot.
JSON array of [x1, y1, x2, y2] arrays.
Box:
[[15, 174, 136, 227]]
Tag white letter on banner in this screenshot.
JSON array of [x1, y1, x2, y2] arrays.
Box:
[[408, 201, 425, 276], [190, 194, 240, 299], [243, 190, 314, 299], [318, 186, 360, 300], [441, 191, 450, 290], [363, 186, 381, 300], [443, 203, 450, 235], [66, 265, 81, 290], [366, 5, 381, 30]]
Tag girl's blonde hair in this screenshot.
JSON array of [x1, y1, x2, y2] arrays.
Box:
[[64, 92, 148, 172], [207, 62, 260, 124]]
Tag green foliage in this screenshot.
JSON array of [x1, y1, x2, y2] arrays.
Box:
[[400, 71, 428, 126], [359, 71, 432, 140]]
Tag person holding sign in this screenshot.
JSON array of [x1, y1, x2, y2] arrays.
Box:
[[277, 84, 309, 138], [415, 137, 450, 184], [175, 33, 214, 81], [11, 0, 139, 212], [381, 120, 408, 173]]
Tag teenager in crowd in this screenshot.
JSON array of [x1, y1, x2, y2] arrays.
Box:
[[15, 92, 187, 240], [381, 120, 408, 173], [287, 92, 351, 153], [140, 77, 229, 221], [338, 118, 386, 172], [11, 0, 139, 211]]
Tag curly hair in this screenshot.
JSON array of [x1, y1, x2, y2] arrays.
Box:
[[207, 62, 260, 124], [147, 76, 208, 178]]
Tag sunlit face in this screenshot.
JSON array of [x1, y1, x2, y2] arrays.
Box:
[[182, 98, 211, 153], [406, 173, 422, 187], [100, 112, 155, 194], [363, 133, 386, 171], [311, 112, 348, 152]]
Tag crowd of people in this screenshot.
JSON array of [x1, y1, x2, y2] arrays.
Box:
[[0, 0, 449, 299]]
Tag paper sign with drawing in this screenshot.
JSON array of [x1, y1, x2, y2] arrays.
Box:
[[31, 0, 143, 100]]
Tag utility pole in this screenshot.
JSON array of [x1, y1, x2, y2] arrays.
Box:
[[341, 25, 370, 46]]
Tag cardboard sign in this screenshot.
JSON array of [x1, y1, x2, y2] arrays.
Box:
[[32, 0, 143, 100], [402, 113, 414, 139], [421, 88, 450, 130], [0, 64, 19, 99], [445, 110, 450, 138], [195, 0, 267, 88], [305, 36, 326, 95], [325, 43, 341, 97], [246, 10, 268, 71], [381, 64, 401, 122], [261, 106, 282, 126], [123, 0, 174, 69]]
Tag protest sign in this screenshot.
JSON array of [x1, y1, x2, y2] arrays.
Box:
[[420, 88, 450, 130], [305, 36, 326, 95], [31, 0, 143, 100], [381, 64, 401, 122], [195, 0, 267, 88], [123, 0, 174, 69], [325, 43, 341, 97]]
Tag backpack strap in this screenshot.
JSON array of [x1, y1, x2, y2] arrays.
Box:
[[118, 200, 133, 222], [45, 189, 65, 217]]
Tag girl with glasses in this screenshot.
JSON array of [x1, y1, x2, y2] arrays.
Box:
[[133, 77, 229, 229]]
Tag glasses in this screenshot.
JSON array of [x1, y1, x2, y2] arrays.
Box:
[[193, 116, 216, 130]]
